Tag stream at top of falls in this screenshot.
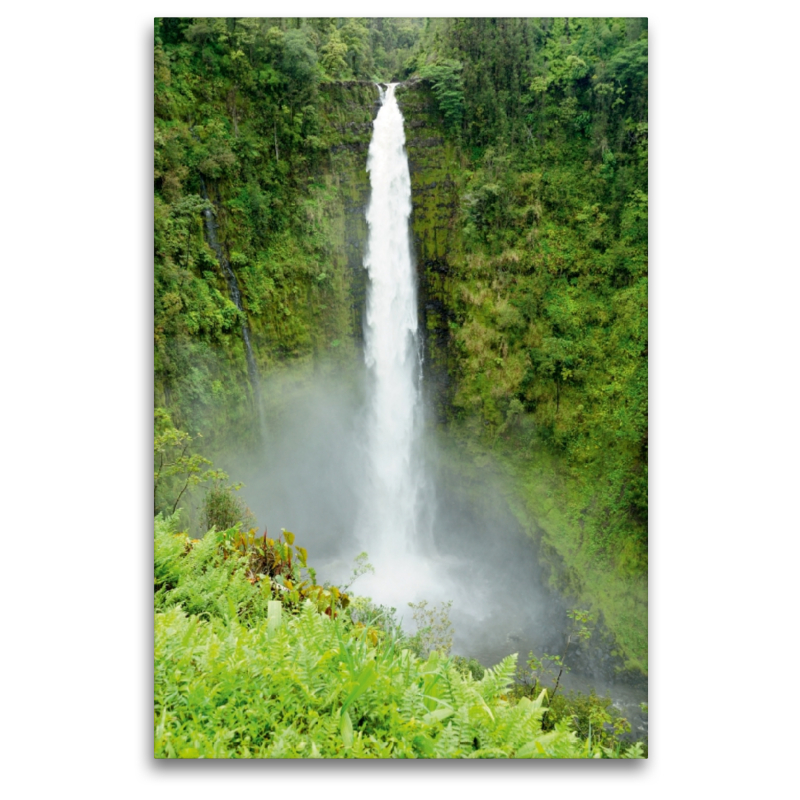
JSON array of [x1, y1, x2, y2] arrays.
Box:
[[226, 83, 647, 739]]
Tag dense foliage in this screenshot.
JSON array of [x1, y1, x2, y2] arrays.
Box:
[[416, 18, 648, 558], [154, 517, 643, 758]]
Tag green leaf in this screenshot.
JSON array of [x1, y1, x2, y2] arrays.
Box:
[[515, 741, 538, 759], [342, 662, 377, 714], [267, 600, 282, 633], [412, 734, 435, 757], [335, 625, 356, 673], [341, 710, 353, 748], [422, 706, 454, 725]]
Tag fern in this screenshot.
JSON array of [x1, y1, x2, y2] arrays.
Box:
[[154, 518, 644, 758], [476, 652, 518, 701]]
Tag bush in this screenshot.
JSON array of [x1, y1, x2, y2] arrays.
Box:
[[407, 599, 454, 659], [452, 656, 486, 681], [201, 481, 256, 533], [154, 408, 227, 518], [419, 60, 465, 131]]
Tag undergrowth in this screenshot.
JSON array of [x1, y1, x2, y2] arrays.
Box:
[[154, 515, 644, 759]]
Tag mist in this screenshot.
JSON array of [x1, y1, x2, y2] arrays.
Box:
[[219, 88, 568, 665], [212, 355, 648, 738], [219, 356, 566, 666]]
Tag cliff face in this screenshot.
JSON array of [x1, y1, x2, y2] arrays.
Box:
[[155, 80, 386, 447], [314, 81, 380, 350], [205, 79, 460, 432], [175, 77, 482, 436], [398, 81, 646, 676], [314, 79, 464, 410], [396, 82, 464, 421]]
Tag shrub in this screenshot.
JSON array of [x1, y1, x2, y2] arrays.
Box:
[[407, 599, 454, 659], [201, 481, 256, 533], [154, 408, 228, 518]]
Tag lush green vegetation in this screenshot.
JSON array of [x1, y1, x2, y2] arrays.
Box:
[[416, 18, 647, 556], [400, 18, 647, 670], [155, 515, 643, 758], [153, 17, 648, 754]]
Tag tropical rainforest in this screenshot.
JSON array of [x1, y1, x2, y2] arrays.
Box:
[[154, 17, 648, 758]]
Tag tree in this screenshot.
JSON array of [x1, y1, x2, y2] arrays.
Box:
[[154, 408, 228, 517], [419, 60, 464, 132], [339, 19, 371, 78], [320, 29, 349, 79]]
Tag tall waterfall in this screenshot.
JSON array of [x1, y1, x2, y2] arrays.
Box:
[[358, 84, 426, 577]]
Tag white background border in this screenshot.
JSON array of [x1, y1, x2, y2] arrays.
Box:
[[3, 1, 798, 794]]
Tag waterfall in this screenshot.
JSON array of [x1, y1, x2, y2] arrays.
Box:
[[357, 83, 427, 588], [199, 178, 264, 434]]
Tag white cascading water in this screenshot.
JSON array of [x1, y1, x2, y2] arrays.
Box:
[[356, 84, 435, 605]]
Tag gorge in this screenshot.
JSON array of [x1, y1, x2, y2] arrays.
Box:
[[154, 17, 649, 755]]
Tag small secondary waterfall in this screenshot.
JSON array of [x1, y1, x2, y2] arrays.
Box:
[[199, 178, 264, 432], [357, 84, 426, 579]]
